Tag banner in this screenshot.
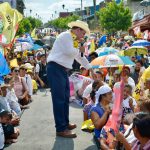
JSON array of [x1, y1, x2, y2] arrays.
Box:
[[0, 2, 23, 46], [105, 79, 124, 132]]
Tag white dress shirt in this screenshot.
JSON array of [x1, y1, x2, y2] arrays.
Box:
[[24, 74, 33, 96], [47, 30, 91, 69]]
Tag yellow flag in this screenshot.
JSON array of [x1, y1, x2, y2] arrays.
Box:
[[133, 66, 150, 100], [10, 58, 19, 68], [31, 28, 38, 39], [0, 2, 23, 45], [90, 39, 95, 52]]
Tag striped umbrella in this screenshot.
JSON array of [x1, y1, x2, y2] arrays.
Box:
[[91, 54, 135, 68], [132, 40, 150, 47]]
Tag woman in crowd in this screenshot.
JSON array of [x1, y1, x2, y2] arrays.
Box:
[[11, 67, 29, 107], [4, 75, 22, 116], [90, 85, 112, 140]]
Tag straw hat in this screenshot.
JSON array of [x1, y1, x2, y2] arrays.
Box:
[[19, 64, 26, 69], [24, 63, 34, 69], [68, 20, 90, 35]]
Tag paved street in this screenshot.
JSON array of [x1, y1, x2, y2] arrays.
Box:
[[5, 90, 97, 150]]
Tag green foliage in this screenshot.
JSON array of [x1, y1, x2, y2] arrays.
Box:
[[46, 15, 80, 29], [97, 0, 132, 34], [17, 17, 43, 36], [17, 18, 32, 35]]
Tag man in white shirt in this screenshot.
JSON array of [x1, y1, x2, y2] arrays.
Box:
[[35, 54, 47, 88], [47, 20, 94, 138]]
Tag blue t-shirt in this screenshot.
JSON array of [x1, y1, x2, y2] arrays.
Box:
[[90, 103, 105, 138]]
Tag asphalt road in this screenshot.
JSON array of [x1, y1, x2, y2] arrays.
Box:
[[5, 89, 97, 150]]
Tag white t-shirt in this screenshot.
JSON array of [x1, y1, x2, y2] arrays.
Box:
[[122, 96, 137, 117], [24, 74, 33, 96], [6, 89, 22, 116], [128, 77, 135, 91], [0, 123, 4, 149], [0, 96, 11, 112], [35, 63, 40, 73], [82, 83, 92, 99], [124, 123, 136, 144]]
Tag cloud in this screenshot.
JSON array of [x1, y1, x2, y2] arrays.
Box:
[[24, 0, 103, 23]]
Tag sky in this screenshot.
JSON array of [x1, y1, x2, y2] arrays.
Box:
[[24, 0, 103, 23]]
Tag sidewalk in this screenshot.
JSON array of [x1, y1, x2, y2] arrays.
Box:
[[5, 90, 97, 150]]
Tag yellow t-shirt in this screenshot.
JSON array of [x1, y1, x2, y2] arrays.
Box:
[[32, 79, 38, 90]]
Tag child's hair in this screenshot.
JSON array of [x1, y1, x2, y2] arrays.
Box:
[[138, 99, 150, 112], [0, 111, 12, 120], [92, 80, 100, 90], [133, 112, 150, 138], [124, 84, 132, 92], [90, 81, 100, 100]]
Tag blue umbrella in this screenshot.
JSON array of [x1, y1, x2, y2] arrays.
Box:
[[132, 40, 150, 47], [30, 44, 42, 51], [96, 47, 119, 56], [91, 54, 135, 69]]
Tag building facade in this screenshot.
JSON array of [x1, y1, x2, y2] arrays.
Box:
[[0, 0, 25, 14]]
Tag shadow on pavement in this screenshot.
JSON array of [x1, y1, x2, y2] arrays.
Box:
[[52, 137, 74, 150], [85, 145, 98, 150], [69, 102, 83, 109]]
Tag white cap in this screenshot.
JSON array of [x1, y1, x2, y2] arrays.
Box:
[[95, 85, 112, 104], [24, 63, 34, 69]]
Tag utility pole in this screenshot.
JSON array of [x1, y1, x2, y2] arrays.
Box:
[[81, 0, 83, 20], [93, 0, 97, 30]]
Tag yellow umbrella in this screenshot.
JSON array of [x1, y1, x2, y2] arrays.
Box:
[[124, 46, 147, 56]]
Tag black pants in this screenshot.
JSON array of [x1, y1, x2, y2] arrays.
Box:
[[47, 62, 70, 132]]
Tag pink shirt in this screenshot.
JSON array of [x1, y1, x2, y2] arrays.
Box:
[[14, 77, 28, 98]]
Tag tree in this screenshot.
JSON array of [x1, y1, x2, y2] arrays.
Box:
[[27, 17, 43, 30], [97, 0, 132, 34], [17, 17, 43, 36], [17, 18, 32, 35], [46, 15, 80, 29]]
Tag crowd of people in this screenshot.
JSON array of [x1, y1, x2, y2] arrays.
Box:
[[0, 50, 48, 149], [0, 19, 150, 150]]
